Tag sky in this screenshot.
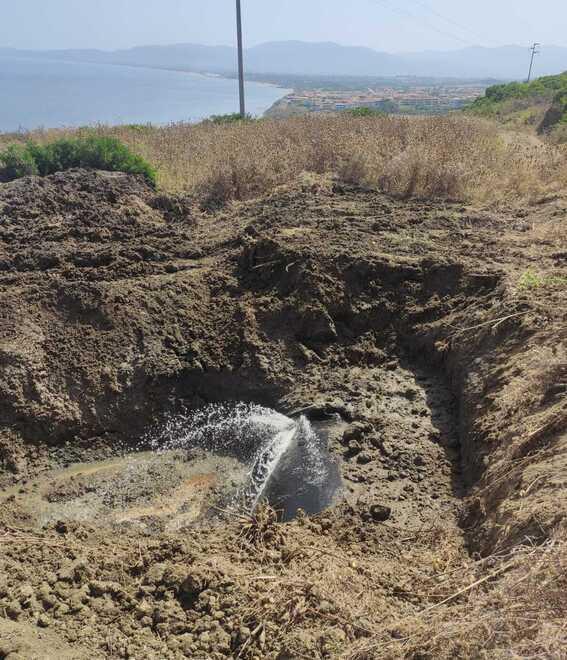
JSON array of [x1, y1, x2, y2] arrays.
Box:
[[1, 0, 566, 53]]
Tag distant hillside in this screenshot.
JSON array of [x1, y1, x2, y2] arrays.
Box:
[[245, 41, 400, 76], [0, 44, 236, 74], [1, 41, 567, 80], [468, 72, 567, 141]]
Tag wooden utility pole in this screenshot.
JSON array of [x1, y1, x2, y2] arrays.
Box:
[[236, 0, 246, 117], [527, 43, 540, 83]]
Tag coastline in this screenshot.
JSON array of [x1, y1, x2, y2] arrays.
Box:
[[0, 52, 291, 94], [0, 55, 291, 129]]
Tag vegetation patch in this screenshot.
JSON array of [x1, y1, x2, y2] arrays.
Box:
[[469, 72, 567, 114], [0, 136, 156, 184], [540, 87, 567, 134], [518, 268, 567, 290], [206, 112, 255, 124], [344, 107, 386, 118], [1, 114, 566, 205], [468, 72, 567, 138]]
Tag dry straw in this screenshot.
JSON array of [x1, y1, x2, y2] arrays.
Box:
[[2, 115, 566, 206]]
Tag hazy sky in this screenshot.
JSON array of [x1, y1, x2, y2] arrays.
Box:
[[2, 0, 566, 53]]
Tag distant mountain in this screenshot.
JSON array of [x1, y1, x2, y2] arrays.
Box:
[[245, 41, 400, 76], [1, 41, 566, 80], [0, 44, 236, 73]]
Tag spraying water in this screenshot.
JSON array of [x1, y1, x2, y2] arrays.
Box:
[[246, 411, 299, 510], [147, 403, 341, 518], [0, 403, 342, 530]]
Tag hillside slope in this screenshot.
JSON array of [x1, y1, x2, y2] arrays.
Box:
[[468, 71, 567, 140]]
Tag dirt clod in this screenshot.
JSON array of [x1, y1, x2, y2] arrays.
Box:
[[367, 504, 392, 522]]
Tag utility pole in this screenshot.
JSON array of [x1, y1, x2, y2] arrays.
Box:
[[236, 0, 246, 117], [527, 42, 540, 83]]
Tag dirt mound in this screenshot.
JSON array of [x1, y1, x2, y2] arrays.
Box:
[[0, 170, 565, 658]]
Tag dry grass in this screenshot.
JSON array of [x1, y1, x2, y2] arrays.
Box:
[[237, 502, 286, 554], [227, 511, 567, 659], [2, 115, 566, 206], [348, 531, 567, 659]]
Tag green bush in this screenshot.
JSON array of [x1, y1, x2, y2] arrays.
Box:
[[207, 113, 254, 124], [554, 89, 567, 123], [0, 136, 156, 185], [469, 71, 567, 118], [0, 143, 39, 179], [345, 106, 386, 118]]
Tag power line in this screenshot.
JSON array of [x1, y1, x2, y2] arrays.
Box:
[[405, 0, 498, 47], [371, 0, 478, 47]]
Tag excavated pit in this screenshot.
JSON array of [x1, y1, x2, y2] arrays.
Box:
[[2, 170, 562, 658]]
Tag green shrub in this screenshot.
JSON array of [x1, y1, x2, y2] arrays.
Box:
[[207, 113, 254, 124], [0, 136, 156, 185], [0, 144, 39, 179], [468, 71, 567, 118], [554, 89, 567, 124], [345, 107, 386, 118]]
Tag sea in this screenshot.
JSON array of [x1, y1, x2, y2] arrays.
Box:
[[0, 56, 290, 133]]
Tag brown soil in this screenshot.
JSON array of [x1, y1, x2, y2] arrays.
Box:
[[0, 169, 565, 658]]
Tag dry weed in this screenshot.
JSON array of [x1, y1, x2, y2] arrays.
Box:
[[2, 115, 566, 206], [348, 532, 567, 659], [238, 502, 286, 553]]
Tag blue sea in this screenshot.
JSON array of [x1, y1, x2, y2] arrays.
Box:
[[0, 56, 289, 133]]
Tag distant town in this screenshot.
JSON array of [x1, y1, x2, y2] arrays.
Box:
[[267, 82, 488, 116]]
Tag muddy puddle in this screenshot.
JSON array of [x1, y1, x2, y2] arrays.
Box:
[[0, 450, 248, 532], [264, 417, 345, 520], [0, 405, 343, 530]]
